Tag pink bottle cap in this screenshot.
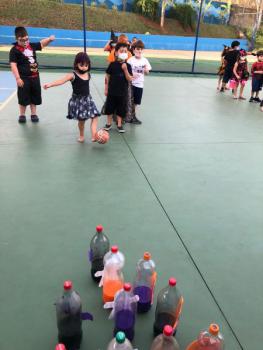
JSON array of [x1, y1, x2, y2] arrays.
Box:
[[96, 225, 103, 233], [163, 325, 173, 336], [169, 278, 177, 286], [55, 345, 66, 350], [111, 245, 118, 253], [124, 283, 131, 292], [63, 280, 72, 290]]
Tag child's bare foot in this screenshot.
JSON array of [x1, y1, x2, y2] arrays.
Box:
[[91, 138, 97, 142], [78, 136, 85, 143], [239, 96, 246, 100]]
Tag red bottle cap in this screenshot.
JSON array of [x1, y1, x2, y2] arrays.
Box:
[[63, 280, 72, 290], [111, 245, 118, 253], [163, 325, 173, 336], [124, 283, 131, 292], [55, 345, 66, 350], [96, 225, 103, 233], [209, 323, 219, 336], [143, 252, 151, 260], [169, 277, 177, 286]]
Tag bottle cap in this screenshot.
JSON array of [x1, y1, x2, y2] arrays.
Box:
[[163, 325, 173, 336], [96, 225, 103, 233], [124, 283, 131, 292], [63, 280, 72, 290], [169, 277, 177, 286], [116, 331, 126, 343], [209, 323, 219, 336], [55, 345, 66, 350], [111, 245, 118, 253], [143, 252, 151, 260]]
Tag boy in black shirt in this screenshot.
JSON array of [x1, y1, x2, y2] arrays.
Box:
[[104, 42, 133, 133], [221, 40, 240, 92], [9, 27, 55, 123]]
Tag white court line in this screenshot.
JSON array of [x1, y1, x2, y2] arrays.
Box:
[[0, 87, 15, 90], [0, 90, 16, 111]]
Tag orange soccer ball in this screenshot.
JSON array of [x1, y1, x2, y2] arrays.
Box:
[[95, 129, 110, 144]]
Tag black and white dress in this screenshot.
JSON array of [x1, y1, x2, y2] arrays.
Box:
[[67, 72, 100, 121]]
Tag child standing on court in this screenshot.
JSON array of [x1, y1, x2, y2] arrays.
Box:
[[249, 50, 263, 103], [220, 40, 240, 92], [44, 52, 100, 143], [217, 45, 229, 91], [230, 50, 249, 100], [127, 40, 151, 124], [104, 42, 133, 133], [9, 26, 55, 123]]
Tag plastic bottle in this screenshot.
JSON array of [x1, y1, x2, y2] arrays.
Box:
[[55, 281, 82, 350], [89, 225, 110, 283], [107, 331, 133, 350], [113, 283, 138, 341], [197, 324, 224, 350], [96, 245, 125, 303], [153, 278, 184, 336], [133, 252, 156, 313], [150, 325, 180, 350]]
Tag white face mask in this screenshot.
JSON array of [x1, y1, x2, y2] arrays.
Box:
[[118, 52, 128, 61]]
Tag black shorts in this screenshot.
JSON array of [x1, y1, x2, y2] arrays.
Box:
[[18, 76, 42, 106], [222, 68, 233, 84], [252, 77, 263, 92], [132, 86, 143, 105], [104, 94, 126, 118]]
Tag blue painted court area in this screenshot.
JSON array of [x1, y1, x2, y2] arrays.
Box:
[[0, 25, 248, 51], [0, 71, 16, 105]]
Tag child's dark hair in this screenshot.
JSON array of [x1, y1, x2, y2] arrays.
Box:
[[74, 52, 91, 71], [257, 50, 263, 57], [15, 27, 28, 39], [115, 42, 128, 52], [231, 40, 240, 48], [134, 40, 145, 49]]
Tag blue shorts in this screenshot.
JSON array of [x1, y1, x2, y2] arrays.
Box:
[[252, 77, 263, 92]]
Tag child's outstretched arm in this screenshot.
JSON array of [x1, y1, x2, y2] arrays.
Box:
[[43, 73, 74, 89], [41, 35, 55, 48]]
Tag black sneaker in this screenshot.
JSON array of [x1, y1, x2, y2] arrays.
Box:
[[117, 126, 125, 133], [254, 97, 261, 103], [104, 124, 112, 131], [31, 115, 39, 123], [18, 115, 26, 123], [249, 97, 254, 103], [131, 116, 142, 125]]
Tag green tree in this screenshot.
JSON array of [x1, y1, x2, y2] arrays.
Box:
[[250, 0, 263, 49], [160, 0, 174, 27]]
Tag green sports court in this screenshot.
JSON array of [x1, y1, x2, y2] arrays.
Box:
[[0, 70, 263, 350]]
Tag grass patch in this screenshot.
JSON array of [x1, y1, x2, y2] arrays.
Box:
[[0, 0, 239, 38]]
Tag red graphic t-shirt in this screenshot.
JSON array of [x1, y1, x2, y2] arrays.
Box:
[[9, 42, 42, 78]]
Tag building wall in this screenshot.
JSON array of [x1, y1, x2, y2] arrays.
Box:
[[229, 5, 256, 29]]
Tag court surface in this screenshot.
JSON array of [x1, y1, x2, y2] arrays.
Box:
[[0, 72, 263, 350]]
